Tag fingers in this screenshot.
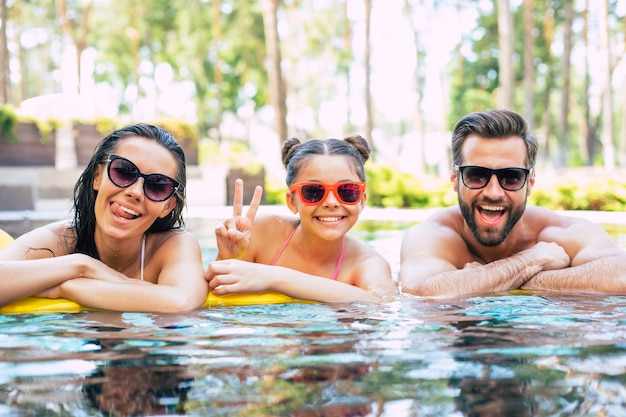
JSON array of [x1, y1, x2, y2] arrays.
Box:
[[205, 262, 238, 294], [231, 178, 263, 221], [205, 261, 233, 283], [215, 223, 227, 238], [232, 178, 244, 217], [245, 185, 263, 222]]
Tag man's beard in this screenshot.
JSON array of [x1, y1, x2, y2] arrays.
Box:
[[459, 195, 526, 247]]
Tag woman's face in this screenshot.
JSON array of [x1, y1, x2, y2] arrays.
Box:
[[92, 136, 179, 240], [286, 154, 366, 242]]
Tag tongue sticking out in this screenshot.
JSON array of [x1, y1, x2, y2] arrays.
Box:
[[112, 203, 139, 220]]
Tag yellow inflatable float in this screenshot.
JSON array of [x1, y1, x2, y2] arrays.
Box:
[[0, 229, 304, 314]]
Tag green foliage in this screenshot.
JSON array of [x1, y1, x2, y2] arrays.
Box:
[[0, 105, 18, 142], [94, 117, 119, 135], [263, 165, 626, 211], [264, 176, 288, 205], [364, 164, 455, 208], [17, 116, 61, 144], [72, 117, 120, 136], [154, 118, 200, 144], [0, 105, 63, 144], [528, 170, 626, 211], [199, 140, 263, 175]]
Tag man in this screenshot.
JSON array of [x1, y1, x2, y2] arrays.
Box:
[[399, 109, 626, 297]]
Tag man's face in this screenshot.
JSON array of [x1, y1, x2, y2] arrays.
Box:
[[452, 134, 534, 247]]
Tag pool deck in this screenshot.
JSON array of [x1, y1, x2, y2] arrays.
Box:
[[1, 198, 626, 226], [1, 164, 625, 225]]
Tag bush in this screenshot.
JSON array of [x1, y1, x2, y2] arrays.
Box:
[[0, 104, 18, 142], [263, 165, 626, 211]]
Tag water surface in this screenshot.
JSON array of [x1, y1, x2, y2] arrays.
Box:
[[1, 218, 626, 416]]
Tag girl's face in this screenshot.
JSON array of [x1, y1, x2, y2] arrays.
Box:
[[286, 154, 366, 242], [92, 136, 179, 240]]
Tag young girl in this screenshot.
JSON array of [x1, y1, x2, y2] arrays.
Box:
[[0, 124, 207, 312], [206, 135, 396, 303]]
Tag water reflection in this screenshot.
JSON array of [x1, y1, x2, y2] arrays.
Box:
[[84, 361, 193, 416], [1, 294, 626, 416]]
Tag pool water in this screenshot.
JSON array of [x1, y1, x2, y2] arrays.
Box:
[[1, 219, 626, 416]]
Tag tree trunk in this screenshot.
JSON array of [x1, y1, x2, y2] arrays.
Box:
[[599, 0, 615, 169], [539, 3, 555, 167], [522, 0, 534, 131], [262, 0, 288, 145], [343, 0, 352, 128], [0, 0, 8, 104], [212, 0, 224, 142], [403, 0, 426, 175], [496, 0, 514, 109], [556, 0, 573, 168], [364, 0, 376, 158], [55, 0, 93, 95], [582, 1, 594, 165], [622, 14, 626, 166]]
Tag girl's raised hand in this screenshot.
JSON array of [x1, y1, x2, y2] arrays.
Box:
[[215, 178, 263, 260]]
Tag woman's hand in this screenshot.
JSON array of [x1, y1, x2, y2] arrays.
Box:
[[205, 259, 273, 295], [215, 178, 263, 260]]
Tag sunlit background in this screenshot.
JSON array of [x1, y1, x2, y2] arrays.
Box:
[[1, 0, 626, 209]]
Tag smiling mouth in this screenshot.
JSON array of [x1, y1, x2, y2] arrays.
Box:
[[316, 216, 344, 223], [111, 202, 141, 220], [477, 204, 506, 223]]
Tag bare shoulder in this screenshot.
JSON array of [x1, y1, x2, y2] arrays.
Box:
[[151, 229, 199, 249], [344, 236, 394, 290], [530, 206, 623, 261], [401, 206, 476, 268], [346, 235, 386, 261], [528, 206, 606, 237], [1, 220, 74, 258], [404, 206, 465, 243], [251, 213, 299, 238], [249, 213, 300, 261]]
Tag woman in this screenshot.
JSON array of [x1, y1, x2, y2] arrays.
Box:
[[0, 124, 207, 312], [206, 135, 396, 303]]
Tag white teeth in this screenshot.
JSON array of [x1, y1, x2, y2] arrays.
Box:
[[318, 216, 341, 222], [480, 205, 504, 211], [120, 205, 139, 216]]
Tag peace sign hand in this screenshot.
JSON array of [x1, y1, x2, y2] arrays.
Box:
[[215, 178, 263, 260]]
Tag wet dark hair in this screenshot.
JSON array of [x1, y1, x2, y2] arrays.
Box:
[[451, 109, 538, 168], [281, 135, 371, 186], [71, 124, 186, 258]]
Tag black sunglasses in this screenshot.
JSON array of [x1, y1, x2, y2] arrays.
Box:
[[106, 154, 181, 202], [454, 165, 532, 192]]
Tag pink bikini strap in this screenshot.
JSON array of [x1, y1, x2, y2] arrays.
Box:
[[271, 223, 345, 280], [331, 239, 345, 281], [271, 225, 298, 266]]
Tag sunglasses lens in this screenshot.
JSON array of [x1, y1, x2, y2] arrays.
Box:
[[109, 158, 139, 187], [337, 183, 363, 203], [300, 184, 326, 203], [462, 167, 491, 189], [498, 169, 527, 191], [461, 166, 528, 191], [108, 156, 177, 202], [144, 175, 176, 201]]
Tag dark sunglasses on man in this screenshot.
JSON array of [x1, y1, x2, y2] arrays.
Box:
[[454, 165, 532, 192]]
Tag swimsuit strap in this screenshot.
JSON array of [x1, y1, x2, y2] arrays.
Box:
[[140, 234, 146, 281], [271, 225, 298, 265], [271, 223, 345, 280], [332, 239, 345, 281]]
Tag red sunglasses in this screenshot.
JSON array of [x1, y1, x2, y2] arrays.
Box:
[[289, 181, 366, 205]]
